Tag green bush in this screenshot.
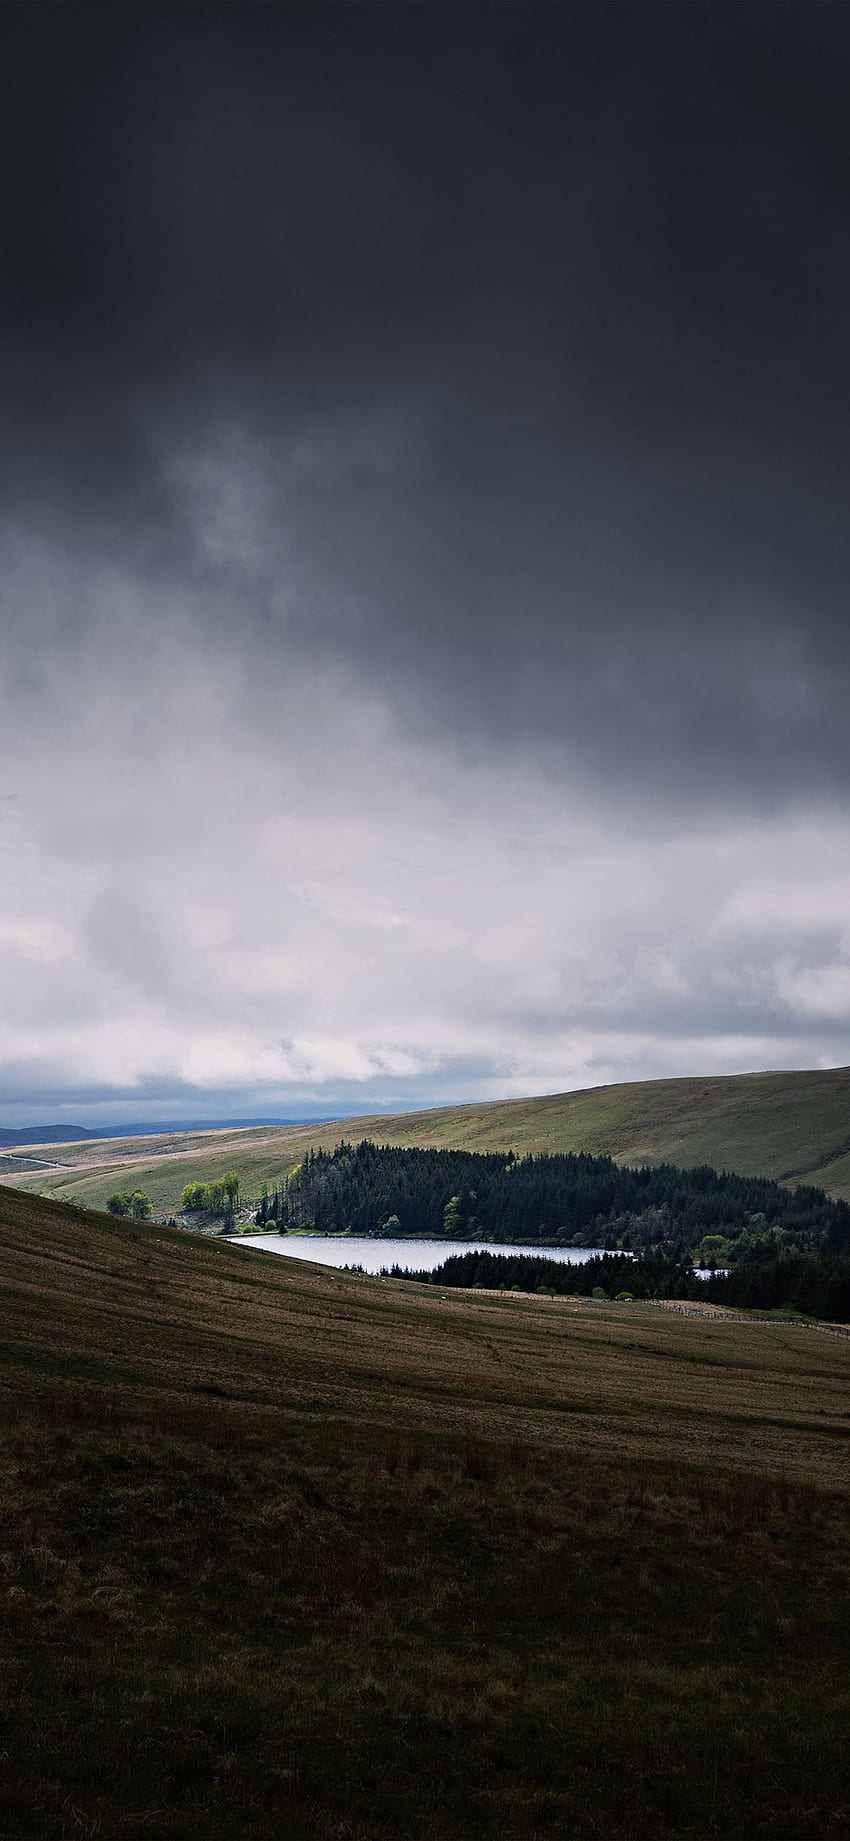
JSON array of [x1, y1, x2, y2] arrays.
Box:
[[181, 1174, 240, 1217]]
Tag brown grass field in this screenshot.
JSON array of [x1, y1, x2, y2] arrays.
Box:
[[1, 1183, 849, 1838], [5, 1064, 850, 1216]]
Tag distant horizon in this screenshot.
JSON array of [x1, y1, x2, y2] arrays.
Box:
[[2, 1059, 850, 1142], [0, 1115, 345, 1144]]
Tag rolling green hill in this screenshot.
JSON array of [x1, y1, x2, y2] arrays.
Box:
[[4, 1065, 850, 1217], [1, 1182, 849, 1839]]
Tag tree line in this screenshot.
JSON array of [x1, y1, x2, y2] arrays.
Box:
[[385, 1246, 850, 1322], [260, 1139, 850, 1262]]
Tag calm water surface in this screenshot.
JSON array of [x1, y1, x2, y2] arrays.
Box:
[[223, 1234, 604, 1274]]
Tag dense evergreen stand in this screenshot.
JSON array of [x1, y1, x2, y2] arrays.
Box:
[[253, 1139, 850, 1320]]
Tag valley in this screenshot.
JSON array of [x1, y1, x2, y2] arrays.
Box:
[[4, 1065, 850, 1217]]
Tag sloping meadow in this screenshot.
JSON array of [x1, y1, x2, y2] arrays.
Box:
[[8, 1065, 850, 1218], [1, 1186, 849, 1839]]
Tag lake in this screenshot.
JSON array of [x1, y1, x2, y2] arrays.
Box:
[[223, 1234, 605, 1275]]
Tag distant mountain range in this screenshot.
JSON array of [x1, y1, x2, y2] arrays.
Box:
[[0, 1126, 100, 1148], [0, 1118, 339, 1148]]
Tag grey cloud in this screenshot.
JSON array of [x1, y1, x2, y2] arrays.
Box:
[[2, 4, 850, 1121]]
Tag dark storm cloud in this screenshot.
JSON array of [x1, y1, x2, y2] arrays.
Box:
[[3, 0, 850, 804]]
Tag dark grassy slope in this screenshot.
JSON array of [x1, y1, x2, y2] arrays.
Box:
[[6, 1065, 850, 1215], [2, 1186, 850, 1840]]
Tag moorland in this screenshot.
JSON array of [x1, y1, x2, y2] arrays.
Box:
[[5, 1064, 850, 1217], [1, 1181, 849, 1839]]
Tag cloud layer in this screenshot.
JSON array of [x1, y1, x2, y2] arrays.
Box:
[[2, 3, 850, 1123]]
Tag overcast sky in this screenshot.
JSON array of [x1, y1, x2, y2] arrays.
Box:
[[2, 1, 850, 1126]]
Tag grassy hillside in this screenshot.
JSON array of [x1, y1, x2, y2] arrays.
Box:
[[1, 1184, 849, 1838], [5, 1065, 850, 1216]]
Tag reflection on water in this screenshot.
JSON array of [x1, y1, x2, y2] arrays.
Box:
[[223, 1234, 604, 1274]]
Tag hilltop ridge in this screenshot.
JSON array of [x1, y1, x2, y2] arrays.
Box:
[[3, 1065, 850, 1216]]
